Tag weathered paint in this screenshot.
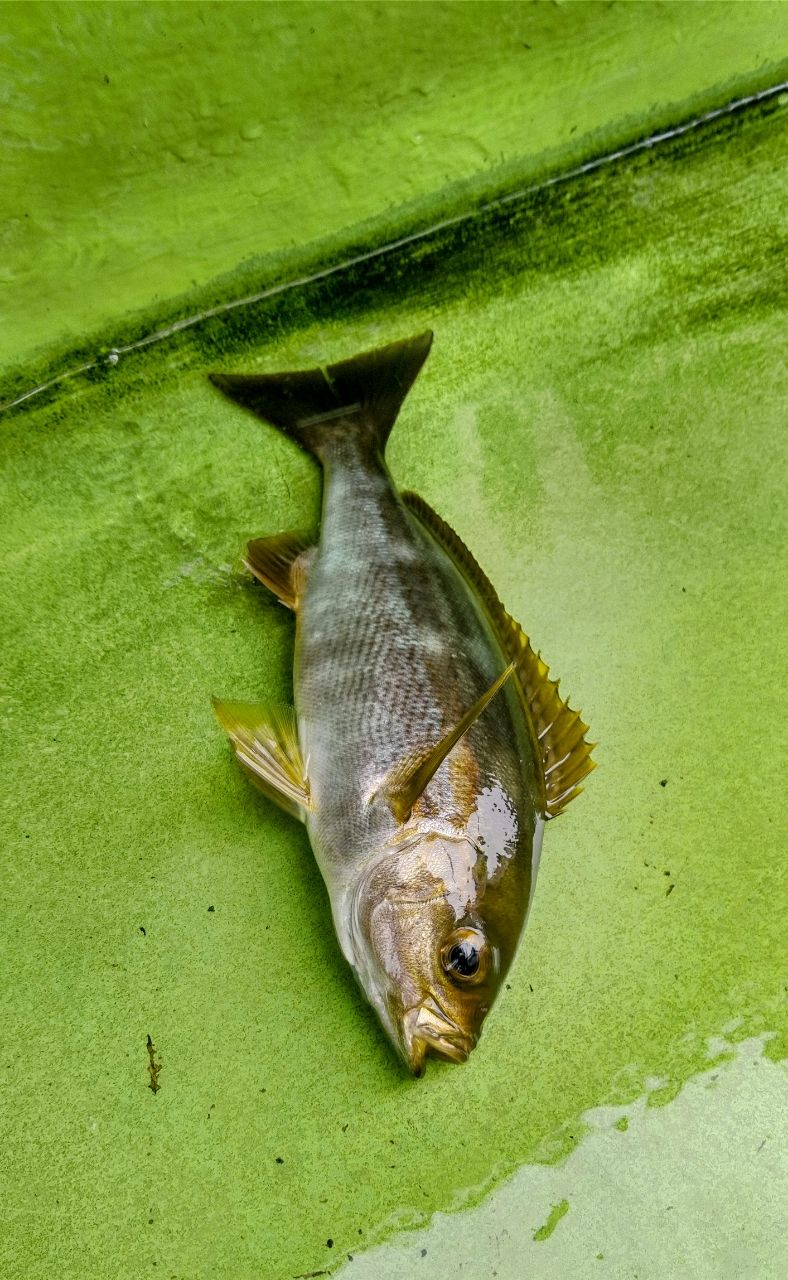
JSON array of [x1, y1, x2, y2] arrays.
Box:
[[336, 1036, 788, 1277], [1, 13, 787, 1280]]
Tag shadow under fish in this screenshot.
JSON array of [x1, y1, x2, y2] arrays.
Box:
[[210, 331, 595, 1075]]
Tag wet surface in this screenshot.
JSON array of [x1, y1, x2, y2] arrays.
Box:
[[337, 1035, 788, 1278], [2, 65, 787, 1280]]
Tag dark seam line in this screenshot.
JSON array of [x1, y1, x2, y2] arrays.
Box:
[[2, 78, 786, 417]]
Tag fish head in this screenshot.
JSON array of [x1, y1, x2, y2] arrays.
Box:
[[350, 832, 528, 1074]]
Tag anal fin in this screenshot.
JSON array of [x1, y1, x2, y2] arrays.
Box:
[[402, 491, 596, 819], [212, 699, 310, 822], [244, 532, 313, 610]]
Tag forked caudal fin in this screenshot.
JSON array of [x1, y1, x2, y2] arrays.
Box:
[[210, 331, 433, 459]]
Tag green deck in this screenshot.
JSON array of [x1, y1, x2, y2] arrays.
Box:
[[2, 5, 787, 1278]]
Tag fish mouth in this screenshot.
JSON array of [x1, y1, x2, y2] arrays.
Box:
[[401, 997, 475, 1075]]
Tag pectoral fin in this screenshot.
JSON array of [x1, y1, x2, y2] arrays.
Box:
[[244, 532, 313, 610], [402, 491, 596, 818], [212, 699, 310, 822], [381, 659, 521, 823]]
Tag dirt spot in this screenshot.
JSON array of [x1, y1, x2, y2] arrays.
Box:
[[146, 1034, 162, 1094]]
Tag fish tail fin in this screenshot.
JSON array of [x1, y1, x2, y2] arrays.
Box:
[[209, 331, 433, 460]]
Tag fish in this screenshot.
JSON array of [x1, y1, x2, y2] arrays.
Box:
[[209, 332, 594, 1075]]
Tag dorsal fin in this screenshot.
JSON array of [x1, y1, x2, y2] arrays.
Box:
[[244, 531, 313, 610], [402, 492, 596, 818]]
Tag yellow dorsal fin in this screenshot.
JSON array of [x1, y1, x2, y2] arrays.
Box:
[[212, 699, 311, 822], [244, 532, 313, 610], [381, 658, 522, 823], [402, 492, 596, 818]]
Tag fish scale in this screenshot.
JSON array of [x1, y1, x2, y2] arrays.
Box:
[[300, 459, 507, 869], [211, 331, 594, 1073]]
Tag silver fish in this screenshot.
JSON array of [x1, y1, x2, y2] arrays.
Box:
[[211, 333, 594, 1074]]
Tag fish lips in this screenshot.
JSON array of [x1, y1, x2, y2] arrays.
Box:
[[401, 997, 476, 1075]]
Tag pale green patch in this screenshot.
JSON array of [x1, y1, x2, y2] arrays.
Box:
[[336, 1037, 788, 1278]]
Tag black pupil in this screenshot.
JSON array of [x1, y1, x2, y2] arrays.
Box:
[[448, 941, 479, 977]]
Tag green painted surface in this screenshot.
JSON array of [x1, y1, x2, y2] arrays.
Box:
[[3, 6, 788, 1280], [533, 1198, 570, 1242], [3, 0, 788, 374], [2, 87, 786, 1278]]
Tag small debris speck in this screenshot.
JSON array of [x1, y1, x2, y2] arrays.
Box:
[[666, 883, 675, 896], [275, 1156, 284, 1164], [139, 926, 146, 935], [421, 1248, 428, 1257], [146, 1035, 162, 1094], [659, 778, 668, 787], [326, 1238, 334, 1248], [207, 905, 215, 912]]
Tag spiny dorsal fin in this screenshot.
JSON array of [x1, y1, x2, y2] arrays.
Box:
[[402, 491, 596, 818], [244, 532, 313, 610], [380, 658, 522, 823], [212, 699, 310, 822]]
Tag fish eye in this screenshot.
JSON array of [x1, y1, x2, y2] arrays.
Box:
[[441, 928, 489, 985]]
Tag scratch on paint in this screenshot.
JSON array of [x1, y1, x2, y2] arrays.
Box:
[[533, 1197, 570, 1241], [146, 1034, 162, 1094]]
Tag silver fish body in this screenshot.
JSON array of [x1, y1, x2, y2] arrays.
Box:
[[298, 433, 542, 1041], [211, 333, 593, 1073]]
